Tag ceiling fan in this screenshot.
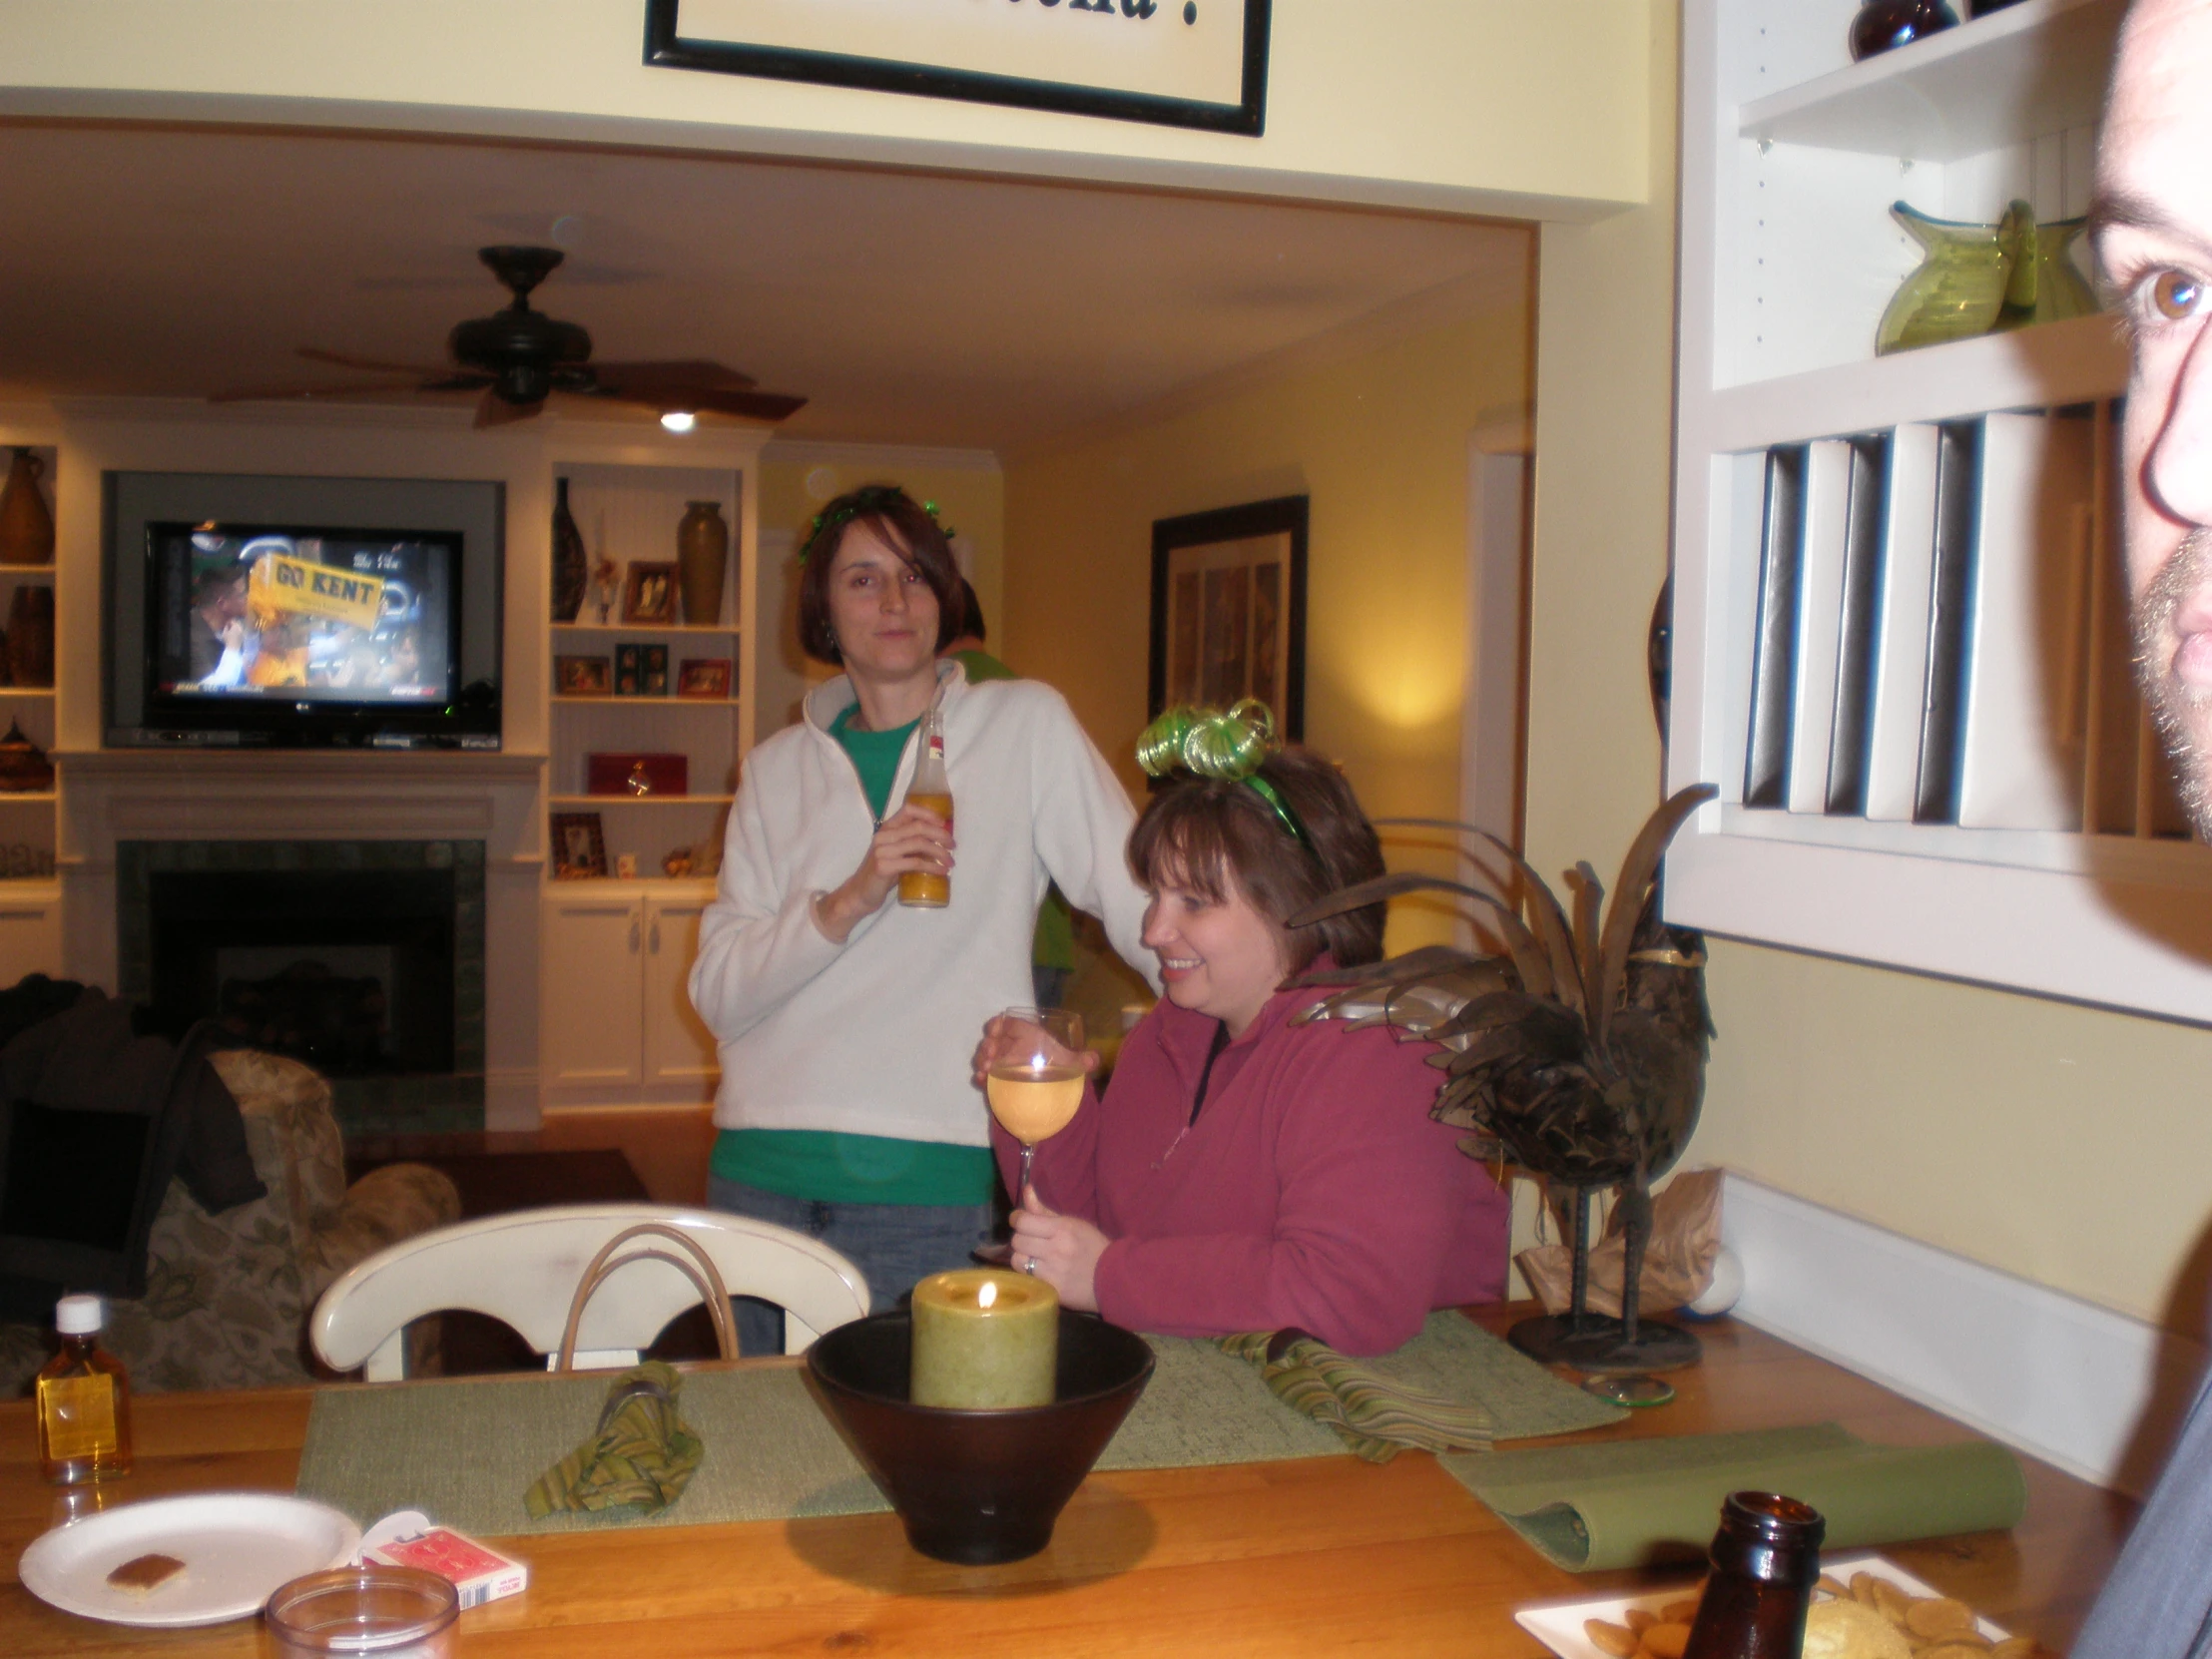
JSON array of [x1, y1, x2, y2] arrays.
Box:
[[213, 245, 807, 430]]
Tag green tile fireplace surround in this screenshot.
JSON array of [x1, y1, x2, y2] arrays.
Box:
[[117, 838, 487, 1137]]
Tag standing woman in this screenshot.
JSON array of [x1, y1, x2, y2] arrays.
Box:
[[690, 484, 1151, 1352]]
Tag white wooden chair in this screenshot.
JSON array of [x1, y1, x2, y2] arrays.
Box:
[[309, 1203, 870, 1380]]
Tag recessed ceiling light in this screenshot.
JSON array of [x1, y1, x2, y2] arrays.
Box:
[[660, 410, 697, 433]]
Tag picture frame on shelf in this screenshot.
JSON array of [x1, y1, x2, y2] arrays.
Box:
[[677, 658, 732, 699], [556, 654, 612, 696], [1147, 494, 1309, 741], [550, 811, 608, 880], [623, 561, 677, 624], [613, 642, 669, 697]]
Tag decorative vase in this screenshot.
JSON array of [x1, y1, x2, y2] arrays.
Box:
[[1849, 0, 1957, 60], [677, 501, 729, 627], [1876, 200, 2095, 355], [0, 450, 55, 567], [0, 720, 53, 793], [551, 476, 587, 624], [7, 584, 54, 689]]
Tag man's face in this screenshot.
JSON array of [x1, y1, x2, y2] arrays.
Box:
[[2100, 0, 2212, 830]]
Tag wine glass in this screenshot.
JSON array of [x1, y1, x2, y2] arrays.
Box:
[[975, 1006, 1085, 1268]]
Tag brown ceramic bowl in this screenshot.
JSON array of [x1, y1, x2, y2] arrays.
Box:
[[805, 1308, 1154, 1565]]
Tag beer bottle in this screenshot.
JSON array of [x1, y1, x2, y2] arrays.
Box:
[[36, 1295, 134, 1484], [1681, 1490, 1824, 1658], [898, 707, 951, 908]]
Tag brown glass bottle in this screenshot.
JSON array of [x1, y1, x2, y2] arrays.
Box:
[[36, 1295, 134, 1484], [1681, 1490, 1825, 1658]]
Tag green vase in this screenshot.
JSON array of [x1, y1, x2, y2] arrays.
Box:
[[1876, 200, 2096, 356]]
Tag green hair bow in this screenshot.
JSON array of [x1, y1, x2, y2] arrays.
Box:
[[1137, 700, 1311, 849], [800, 486, 956, 564]]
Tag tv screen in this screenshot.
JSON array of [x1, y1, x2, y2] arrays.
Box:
[[105, 472, 502, 751], [146, 523, 461, 715]]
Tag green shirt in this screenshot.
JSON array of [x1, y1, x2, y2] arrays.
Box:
[[712, 700, 993, 1208]]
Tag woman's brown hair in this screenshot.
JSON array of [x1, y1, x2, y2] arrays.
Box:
[[796, 484, 966, 666], [1127, 746, 1386, 973]]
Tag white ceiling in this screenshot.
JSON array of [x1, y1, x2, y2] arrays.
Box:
[[0, 123, 1531, 453]]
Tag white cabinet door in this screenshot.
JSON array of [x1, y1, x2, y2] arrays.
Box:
[[543, 895, 645, 1088], [642, 895, 718, 1090]]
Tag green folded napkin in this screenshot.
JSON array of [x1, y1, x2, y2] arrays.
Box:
[[1220, 1328, 1498, 1462], [523, 1361, 704, 1519], [1443, 1422, 2026, 1572]]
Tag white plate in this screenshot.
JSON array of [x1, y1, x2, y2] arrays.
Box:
[[19, 1491, 361, 1628], [1514, 1552, 2011, 1658]]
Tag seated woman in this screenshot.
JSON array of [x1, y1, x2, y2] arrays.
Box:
[[985, 705, 1510, 1357]]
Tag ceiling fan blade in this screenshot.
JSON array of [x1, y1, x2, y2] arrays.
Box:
[[209, 379, 417, 405], [679, 386, 809, 423], [474, 388, 544, 429], [590, 359, 760, 394], [298, 345, 457, 378]]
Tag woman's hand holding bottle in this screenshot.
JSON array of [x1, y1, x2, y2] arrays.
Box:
[[811, 803, 952, 942]]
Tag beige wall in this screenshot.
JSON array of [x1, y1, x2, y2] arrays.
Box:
[[4, 2, 1651, 222], [999, 289, 1534, 955], [753, 456, 1004, 735], [1525, 0, 2212, 1339]]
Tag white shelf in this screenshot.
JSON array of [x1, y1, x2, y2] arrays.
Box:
[[1708, 311, 2128, 450], [0, 792, 58, 804], [0, 565, 55, 578], [549, 794, 736, 807], [0, 687, 56, 698], [1741, 0, 2122, 162], [552, 622, 740, 637], [552, 695, 740, 707]]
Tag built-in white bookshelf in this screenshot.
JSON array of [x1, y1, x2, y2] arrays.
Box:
[[1664, 0, 2212, 1023]]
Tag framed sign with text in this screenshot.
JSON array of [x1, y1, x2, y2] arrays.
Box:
[[644, 0, 1271, 136]]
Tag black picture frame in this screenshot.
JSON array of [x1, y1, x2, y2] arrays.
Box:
[[550, 812, 608, 880], [1147, 493, 1309, 743], [642, 0, 1271, 137]]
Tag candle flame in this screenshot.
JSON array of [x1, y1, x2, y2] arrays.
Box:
[[978, 1281, 998, 1310]]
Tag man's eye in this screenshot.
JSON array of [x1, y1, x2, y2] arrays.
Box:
[[2149, 270, 2203, 321]]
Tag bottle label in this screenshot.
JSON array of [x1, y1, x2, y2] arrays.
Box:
[[40, 1374, 116, 1458]]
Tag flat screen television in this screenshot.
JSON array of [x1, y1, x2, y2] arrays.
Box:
[[106, 473, 502, 749]]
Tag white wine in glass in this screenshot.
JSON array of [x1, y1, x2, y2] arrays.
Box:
[[977, 1007, 1084, 1268]]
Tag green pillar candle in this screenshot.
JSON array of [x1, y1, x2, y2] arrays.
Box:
[[910, 1269, 1058, 1409]]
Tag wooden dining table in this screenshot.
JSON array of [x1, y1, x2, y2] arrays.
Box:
[[0, 1304, 2136, 1657]]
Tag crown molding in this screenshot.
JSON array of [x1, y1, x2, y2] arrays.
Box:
[[761, 438, 1001, 473]]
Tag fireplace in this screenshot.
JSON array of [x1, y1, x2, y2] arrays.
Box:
[[117, 839, 487, 1136]]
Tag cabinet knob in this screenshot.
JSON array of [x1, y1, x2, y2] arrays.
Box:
[[649, 915, 662, 953], [629, 915, 641, 952]]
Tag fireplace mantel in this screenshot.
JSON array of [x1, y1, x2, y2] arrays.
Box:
[[56, 748, 547, 1128]]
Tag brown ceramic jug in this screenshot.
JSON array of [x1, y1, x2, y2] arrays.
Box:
[[677, 501, 729, 627], [0, 450, 55, 566]]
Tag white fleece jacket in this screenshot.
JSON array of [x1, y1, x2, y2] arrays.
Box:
[[690, 662, 1155, 1148]]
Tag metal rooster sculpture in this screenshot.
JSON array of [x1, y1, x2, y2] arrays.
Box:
[[1288, 783, 1719, 1378]]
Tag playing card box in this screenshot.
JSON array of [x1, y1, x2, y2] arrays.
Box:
[[363, 1524, 527, 1609]]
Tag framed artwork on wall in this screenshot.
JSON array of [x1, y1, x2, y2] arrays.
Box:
[[1147, 494, 1308, 740], [643, 0, 1273, 138]]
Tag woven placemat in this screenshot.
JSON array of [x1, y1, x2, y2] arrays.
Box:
[[295, 1312, 1625, 1537]]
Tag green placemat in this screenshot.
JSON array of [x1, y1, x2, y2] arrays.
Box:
[[1443, 1423, 2027, 1572], [296, 1313, 1623, 1536]]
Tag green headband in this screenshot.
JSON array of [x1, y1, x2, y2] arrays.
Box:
[[800, 486, 956, 564], [1136, 700, 1313, 849]]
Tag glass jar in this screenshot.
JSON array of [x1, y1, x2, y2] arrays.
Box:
[[265, 1566, 459, 1659]]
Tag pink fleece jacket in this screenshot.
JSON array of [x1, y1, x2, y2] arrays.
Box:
[[993, 976, 1510, 1356]]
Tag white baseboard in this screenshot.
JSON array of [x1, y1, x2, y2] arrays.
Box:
[[1720, 1170, 2206, 1496]]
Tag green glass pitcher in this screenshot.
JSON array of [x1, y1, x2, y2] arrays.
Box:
[[1876, 199, 2097, 355]]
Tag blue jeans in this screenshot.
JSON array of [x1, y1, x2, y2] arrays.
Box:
[[706, 1176, 994, 1357]]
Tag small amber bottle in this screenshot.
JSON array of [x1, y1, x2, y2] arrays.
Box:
[[36, 1294, 133, 1484], [1682, 1490, 1825, 1657]]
